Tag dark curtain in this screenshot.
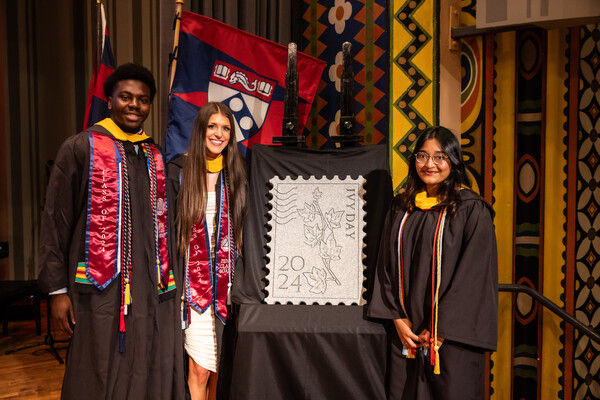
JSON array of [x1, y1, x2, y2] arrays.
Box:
[[189, 0, 302, 46]]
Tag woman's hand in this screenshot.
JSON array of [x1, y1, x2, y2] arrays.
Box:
[[393, 318, 422, 349], [417, 329, 444, 348]]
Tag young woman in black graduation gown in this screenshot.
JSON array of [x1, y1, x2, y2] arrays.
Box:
[[367, 126, 498, 400]]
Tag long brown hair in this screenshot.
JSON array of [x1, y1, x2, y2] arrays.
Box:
[[177, 102, 247, 255], [399, 126, 471, 215]]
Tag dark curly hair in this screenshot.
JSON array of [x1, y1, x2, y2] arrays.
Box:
[[104, 63, 156, 102], [399, 126, 471, 215]]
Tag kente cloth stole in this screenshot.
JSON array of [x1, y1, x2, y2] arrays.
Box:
[[184, 170, 236, 324], [83, 132, 171, 291]]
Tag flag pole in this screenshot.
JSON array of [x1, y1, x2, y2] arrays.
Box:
[[95, 0, 102, 72], [169, 0, 185, 92]]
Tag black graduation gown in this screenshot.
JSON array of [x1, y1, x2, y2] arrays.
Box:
[[38, 127, 185, 400], [367, 189, 498, 400]]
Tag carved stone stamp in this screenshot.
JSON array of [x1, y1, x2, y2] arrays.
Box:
[[265, 176, 366, 305]]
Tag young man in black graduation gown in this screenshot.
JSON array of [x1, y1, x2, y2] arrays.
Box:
[[38, 64, 184, 399]]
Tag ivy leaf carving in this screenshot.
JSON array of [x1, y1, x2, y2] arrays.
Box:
[[319, 233, 341, 260], [304, 224, 321, 247], [313, 188, 322, 200], [303, 267, 327, 294], [297, 202, 317, 222], [325, 209, 344, 228]]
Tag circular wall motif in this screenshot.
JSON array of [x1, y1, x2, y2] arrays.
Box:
[[515, 277, 538, 324], [519, 162, 535, 194], [517, 292, 533, 317], [517, 155, 540, 202], [461, 41, 478, 105], [520, 39, 537, 72], [518, 32, 543, 79]]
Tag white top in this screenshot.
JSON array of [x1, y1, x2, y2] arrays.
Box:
[[185, 190, 219, 372]]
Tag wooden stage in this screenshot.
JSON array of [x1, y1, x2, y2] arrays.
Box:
[[0, 305, 67, 399]]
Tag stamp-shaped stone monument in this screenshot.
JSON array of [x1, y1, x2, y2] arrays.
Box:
[[265, 176, 366, 305]]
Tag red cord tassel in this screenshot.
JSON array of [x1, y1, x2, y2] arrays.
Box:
[[119, 305, 126, 353]]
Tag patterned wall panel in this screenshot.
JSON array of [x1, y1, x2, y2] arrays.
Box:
[[460, 31, 497, 399], [569, 23, 600, 400], [491, 31, 517, 400], [460, 35, 485, 196], [542, 28, 569, 400], [389, 0, 437, 193], [513, 28, 547, 400], [459, 1, 495, 202], [300, 0, 388, 149]]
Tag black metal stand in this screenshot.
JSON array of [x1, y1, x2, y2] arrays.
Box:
[[5, 295, 68, 364]]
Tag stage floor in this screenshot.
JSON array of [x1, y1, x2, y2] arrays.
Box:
[[0, 304, 67, 399]]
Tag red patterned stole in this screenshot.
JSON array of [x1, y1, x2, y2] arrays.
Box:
[[142, 144, 171, 288], [184, 171, 235, 324], [85, 132, 122, 288], [85, 131, 170, 291]]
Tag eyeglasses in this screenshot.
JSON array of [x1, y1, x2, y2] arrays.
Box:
[[414, 152, 449, 166]]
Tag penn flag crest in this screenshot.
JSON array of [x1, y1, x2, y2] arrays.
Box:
[[165, 12, 325, 161], [209, 61, 276, 143]]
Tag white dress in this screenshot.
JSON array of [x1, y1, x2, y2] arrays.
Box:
[[184, 191, 218, 372]]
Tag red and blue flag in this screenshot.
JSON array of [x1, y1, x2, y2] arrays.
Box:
[[165, 12, 325, 161], [83, 3, 115, 130]]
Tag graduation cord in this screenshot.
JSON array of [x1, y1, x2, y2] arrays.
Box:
[[224, 169, 236, 305], [430, 206, 447, 374], [142, 143, 164, 289], [397, 206, 447, 373], [182, 246, 191, 329], [396, 212, 415, 359], [116, 141, 132, 354]]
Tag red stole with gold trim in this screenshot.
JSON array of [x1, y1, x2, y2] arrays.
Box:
[[84, 132, 170, 290], [184, 171, 235, 323]]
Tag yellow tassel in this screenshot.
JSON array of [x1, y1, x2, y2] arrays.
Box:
[[433, 345, 441, 374], [124, 280, 131, 306], [406, 347, 415, 359]]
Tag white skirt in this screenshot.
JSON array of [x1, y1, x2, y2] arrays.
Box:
[[185, 305, 218, 372]]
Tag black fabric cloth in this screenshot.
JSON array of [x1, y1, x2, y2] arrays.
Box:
[[38, 127, 185, 400], [229, 304, 387, 399], [226, 144, 393, 400], [367, 189, 498, 400], [389, 339, 486, 400]]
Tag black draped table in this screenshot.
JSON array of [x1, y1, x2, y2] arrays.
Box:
[[228, 304, 387, 399]]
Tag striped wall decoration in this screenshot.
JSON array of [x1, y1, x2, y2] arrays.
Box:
[[491, 31, 517, 400], [459, 31, 497, 399], [542, 27, 569, 400], [512, 28, 547, 400], [567, 23, 600, 400], [389, 0, 437, 193]]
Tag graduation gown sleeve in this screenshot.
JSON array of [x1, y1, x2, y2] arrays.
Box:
[[366, 197, 407, 321], [436, 196, 498, 351], [38, 133, 89, 293]]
